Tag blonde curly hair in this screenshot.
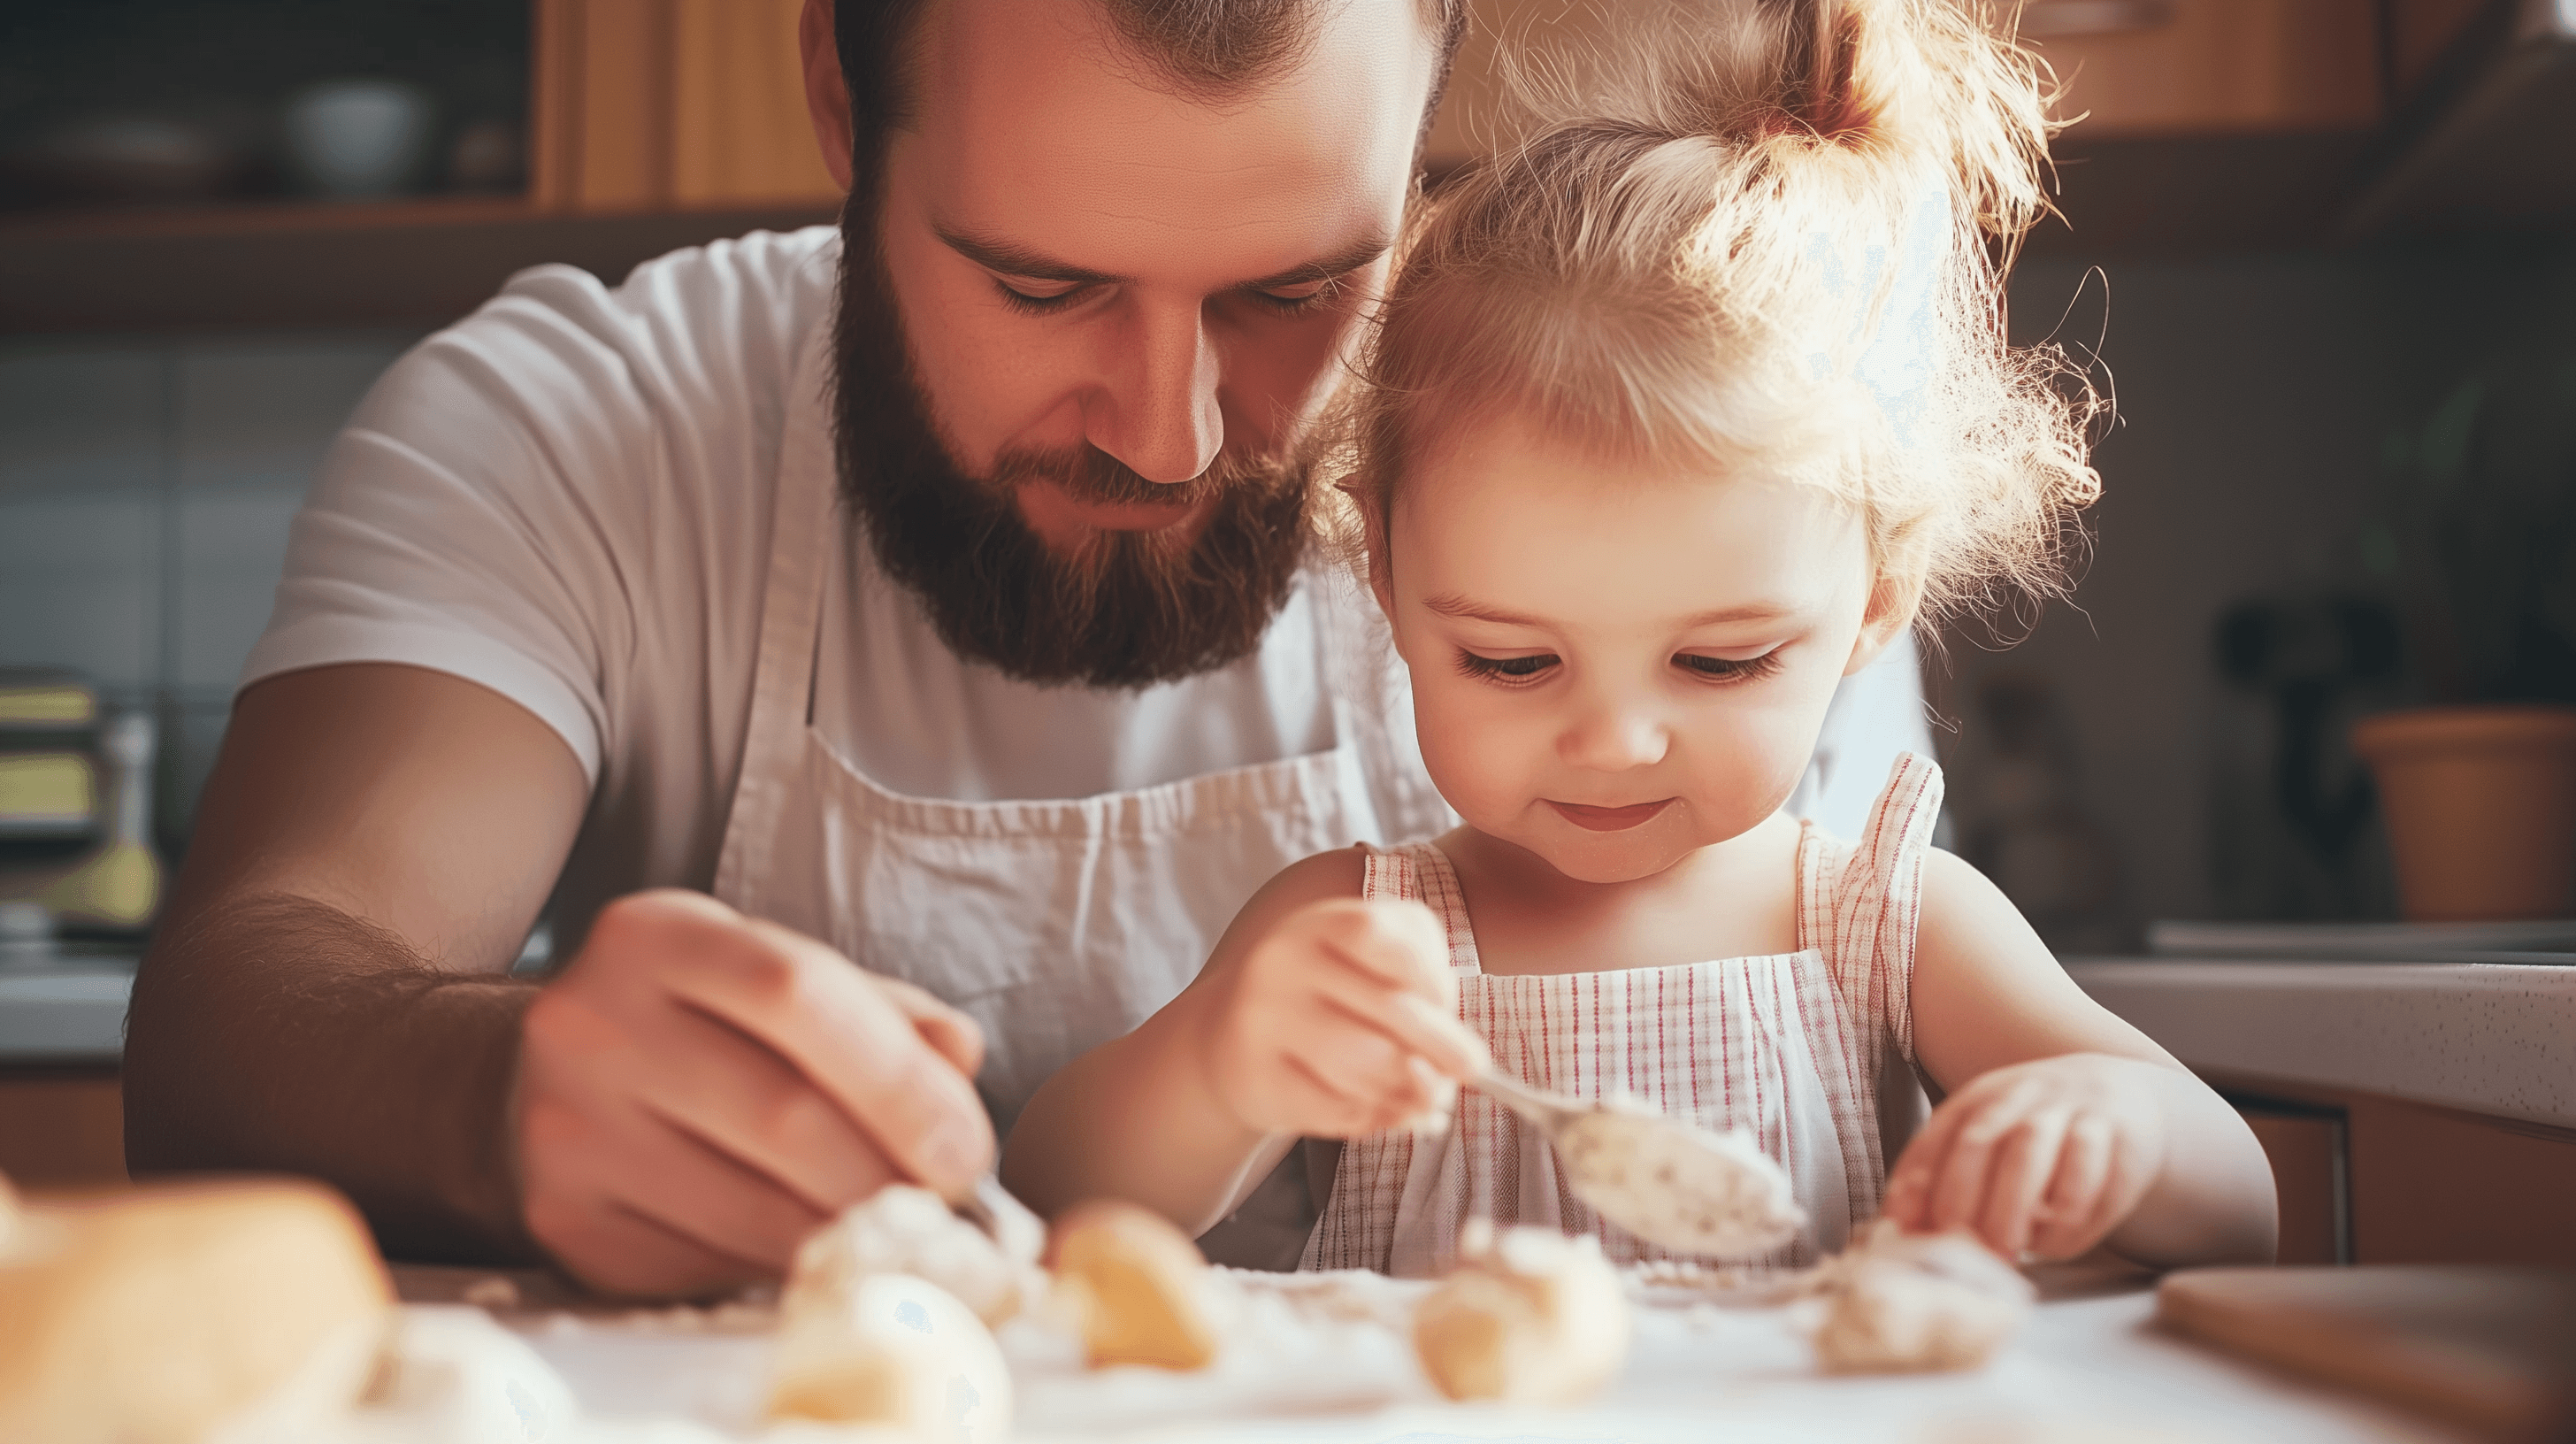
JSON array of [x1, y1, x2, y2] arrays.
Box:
[[1329, 0, 2103, 631]]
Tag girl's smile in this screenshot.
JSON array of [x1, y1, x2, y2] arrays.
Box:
[[1547, 798, 1676, 831]]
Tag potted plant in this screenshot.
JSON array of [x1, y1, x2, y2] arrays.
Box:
[[2356, 347, 2576, 921]]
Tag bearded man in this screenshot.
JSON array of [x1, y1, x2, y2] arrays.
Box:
[[123, 0, 1932, 1295]]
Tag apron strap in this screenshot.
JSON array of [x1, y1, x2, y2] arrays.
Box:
[[710, 333, 838, 917]]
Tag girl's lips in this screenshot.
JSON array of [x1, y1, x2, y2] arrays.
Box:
[[1546, 798, 1675, 832]]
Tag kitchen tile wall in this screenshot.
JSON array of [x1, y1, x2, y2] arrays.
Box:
[[0, 331, 421, 843]]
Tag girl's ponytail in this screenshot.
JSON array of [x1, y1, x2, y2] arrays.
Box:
[[1339, 0, 2100, 631]]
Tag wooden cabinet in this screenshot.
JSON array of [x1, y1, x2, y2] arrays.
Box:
[[1, 0, 843, 334], [532, 0, 842, 213], [2225, 1074, 2576, 1270], [2022, 0, 2382, 138], [0, 1070, 125, 1189]]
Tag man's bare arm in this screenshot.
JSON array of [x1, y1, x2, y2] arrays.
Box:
[[125, 663, 586, 1260], [127, 663, 1001, 1293]]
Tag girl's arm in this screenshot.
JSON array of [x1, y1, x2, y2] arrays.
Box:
[[1892, 849, 2278, 1268], [1000, 849, 1489, 1235]]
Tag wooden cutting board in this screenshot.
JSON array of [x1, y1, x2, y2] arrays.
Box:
[[2158, 1266, 2576, 1443]]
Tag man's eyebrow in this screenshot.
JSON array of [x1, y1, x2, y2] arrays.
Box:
[[1239, 229, 1393, 292], [1421, 594, 1800, 629], [935, 225, 1132, 287], [933, 222, 1392, 293]]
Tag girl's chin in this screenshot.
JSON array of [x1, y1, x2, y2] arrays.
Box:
[[1514, 831, 1699, 886]]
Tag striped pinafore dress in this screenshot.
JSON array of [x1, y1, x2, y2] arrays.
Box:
[[1300, 754, 1943, 1279]]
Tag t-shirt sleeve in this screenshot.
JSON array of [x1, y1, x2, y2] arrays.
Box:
[[244, 227, 834, 786], [241, 267, 661, 780]]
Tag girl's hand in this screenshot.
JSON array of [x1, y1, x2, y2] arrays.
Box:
[[1193, 898, 1492, 1139], [1882, 1052, 2170, 1262]]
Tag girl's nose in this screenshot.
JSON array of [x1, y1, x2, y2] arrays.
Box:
[[1557, 703, 1671, 773]]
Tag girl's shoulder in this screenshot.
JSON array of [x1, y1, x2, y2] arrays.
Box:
[[1231, 844, 1373, 925]]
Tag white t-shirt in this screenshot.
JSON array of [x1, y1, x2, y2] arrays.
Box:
[[247, 226, 1930, 946]]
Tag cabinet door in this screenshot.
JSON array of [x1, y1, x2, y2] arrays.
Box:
[[533, 0, 843, 211], [2236, 1101, 2349, 1265], [2023, 0, 2381, 136], [0, 1071, 126, 1188]]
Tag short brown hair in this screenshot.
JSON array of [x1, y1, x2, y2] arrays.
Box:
[[834, 0, 1468, 160]]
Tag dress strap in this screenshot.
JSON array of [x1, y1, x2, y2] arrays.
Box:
[[1358, 841, 1483, 977], [1795, 753, 1943, 1063]]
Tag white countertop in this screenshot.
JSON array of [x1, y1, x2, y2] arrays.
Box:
[[385, 1264, 2457, 1444], [2067, 958, 2576, 1129]]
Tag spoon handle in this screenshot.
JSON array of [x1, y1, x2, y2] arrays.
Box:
[[1473, 1066, 1583, 1136]]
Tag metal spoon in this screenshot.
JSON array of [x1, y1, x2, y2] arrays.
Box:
[[949, 1171, 1043, 1256], [1472, 1065, 1806, 1258]]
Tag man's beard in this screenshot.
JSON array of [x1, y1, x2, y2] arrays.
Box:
[[831, 231, 1314, 691]]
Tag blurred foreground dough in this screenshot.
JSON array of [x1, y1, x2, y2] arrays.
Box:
[[0, 1175, 392, 1444], [1808, 1220, 2033, 1373], [785, 1183, 1043, 1328], [768, 1271, 1012, 1441], [1413, 1219, 1630, 1405], [1047, 1199, 1220, 1371]]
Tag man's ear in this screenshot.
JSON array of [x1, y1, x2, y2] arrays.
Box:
[[801, 0, 855, 194], [1844, 571, 1923, 677]]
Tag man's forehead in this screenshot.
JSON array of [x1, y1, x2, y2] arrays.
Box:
[[901, 0, 1437, 282]]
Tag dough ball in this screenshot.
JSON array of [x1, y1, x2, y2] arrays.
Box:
[[1413, 1219, 1630, 1405], [350, 1305, 582, 1444], [768, 1271, 1012, 1443], [1809, 1220, 2033, 1374], [1046, 1199, 1221, 1371], [785, 1184, 1042, 1328], [0, 1178, 393, 1444]]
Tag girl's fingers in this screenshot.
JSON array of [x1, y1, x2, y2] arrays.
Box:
[[1315, 899, 1453, 993], [2030, 1114, 2116, 1258], [1885, 1071, 2008, 1225], [1978, 1109, 2070, 1256], [1926, 1080, 2043, 1234], [1308, 959, 1489, 1078]]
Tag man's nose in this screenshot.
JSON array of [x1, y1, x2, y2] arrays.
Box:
[[1085, 298, 1223, 484], [1558, 695, 1672, 773]]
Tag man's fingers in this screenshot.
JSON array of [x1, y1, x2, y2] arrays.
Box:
[[875, 974, 987, 1077], [671, 917, 994, 1198], [632, 1003, 905, 1215], [520, 1091, 819, 1293]]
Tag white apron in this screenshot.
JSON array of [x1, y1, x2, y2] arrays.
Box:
[[707, 357, 1453, 1264], [1303, 756, 1944, 1278]]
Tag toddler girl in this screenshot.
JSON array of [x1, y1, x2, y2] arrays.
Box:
[[1005, 0, 2276, 1275]]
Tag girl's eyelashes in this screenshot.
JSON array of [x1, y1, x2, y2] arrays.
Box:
[[1674, 649, 1783, 682], [1455, 649, 1560, 685]]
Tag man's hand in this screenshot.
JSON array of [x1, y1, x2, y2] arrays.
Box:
[[1190, 897, 1490, 1140], [517, 890, 994, 1297], [1881, 1052, 2169, 1262]]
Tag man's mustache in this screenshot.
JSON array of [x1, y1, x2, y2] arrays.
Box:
[[985, 444, 1282, 510]]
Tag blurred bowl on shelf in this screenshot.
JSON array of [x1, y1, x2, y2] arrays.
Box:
[[282, 80, 436, 200]]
